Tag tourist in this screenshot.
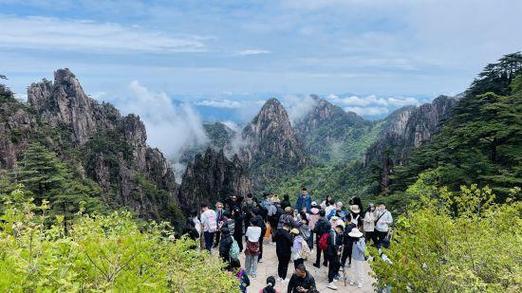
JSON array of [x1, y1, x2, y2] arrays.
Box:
[[363, 203, 377, 245], [230, 259, 250, 293], [349, 196, 364, 216], [299, 217, 312, 251], [375, 204, 393, 249], [287, 264, 317, 293], [348, 227, 366, 288], [308, 202, 321, 249], [214, 201, 225, 248], [325, 200, 336, 220], [281, 194, 291, 211], [290, 228, 305, 268], [326, 224, 344, 291], [218, 227, 234, 267], [232, 207, 245, 251], [200, 203, 218, 251], [347, 204, 362, 228], [329, 215, 344, 229], [295, 187, 312, 213], [259, 276, 280, 293], [328, 202, 345, 220], [340, 221, 357, 268], [278, 207, 297, 229], [252, 208, 267, 263], [320, 195, 333, 210], [312, 209, 331, 268], [243, 193, 257, 233], [274, 224, 293, 282], [245, 220, 261, 278]]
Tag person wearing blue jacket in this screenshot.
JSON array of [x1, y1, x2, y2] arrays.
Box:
[[295, 187, 312, 213]]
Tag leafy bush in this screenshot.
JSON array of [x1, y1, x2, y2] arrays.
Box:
[[0, 187, 237, 292], [370, 183, 522, 292]]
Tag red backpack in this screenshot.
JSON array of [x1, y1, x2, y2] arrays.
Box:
[[318, 233, 330, 251]]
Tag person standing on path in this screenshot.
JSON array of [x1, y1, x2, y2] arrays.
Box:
[[340, 221, 357, 269], [290, 228, 305, 269], [214, 201, 225, 248], [287, 264, 317, 293], [312, 210, 331, 268], [274, 224, 293, 282], [245, 220, 262, 278], [348, 227, 366, 288], [308, 202, 321, 250], [363, 203, 377, 245], [232, 207, 245, 252], [281, 195, 291, 211], [252, 209, 267, 263], [326, 224, 344, 291], [375, 204, 393, 248], [295, 187, 312, 213], [200, 203, 218, 252], [218, 227, 234, 268]]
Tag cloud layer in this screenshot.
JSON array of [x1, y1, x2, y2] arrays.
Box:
[[0, 16, 206, 53], [104, 81, 209, 159]]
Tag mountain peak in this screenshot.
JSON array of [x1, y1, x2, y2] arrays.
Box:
[[239, 97, 307, 187]]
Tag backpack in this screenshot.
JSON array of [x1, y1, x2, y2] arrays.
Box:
[[318, 233, 329, 251], [300, 238, 311, 260], [229, 239, 240, 261]]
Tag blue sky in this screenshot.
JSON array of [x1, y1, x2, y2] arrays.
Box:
[[1, 0, 521, 124]]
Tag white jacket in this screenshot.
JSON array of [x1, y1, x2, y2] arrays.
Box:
[[375, 210, 393, 232], [363, 210, 376, 232]]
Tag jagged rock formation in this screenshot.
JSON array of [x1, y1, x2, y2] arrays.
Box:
[[178, 148, 252, 212], [364, 95, 457, 193], [0, 86, 38, 170], [294, 96, 378, 162], [1, 69, 179, 222], [238, 98, 307, 188], [178, 121, 237, 164]]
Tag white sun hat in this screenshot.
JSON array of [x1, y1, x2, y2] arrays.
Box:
[[348, 227, 363, 238]]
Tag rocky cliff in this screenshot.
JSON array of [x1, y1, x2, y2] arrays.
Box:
[[238, 98, 307, 188], [294, 96, 377, 162], [178, 148, 252, 212], [1, 69, 179, 222], [364, 95, 457, 193]]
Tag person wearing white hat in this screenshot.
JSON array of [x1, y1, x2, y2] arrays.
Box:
[[348, 227, 366, 288]]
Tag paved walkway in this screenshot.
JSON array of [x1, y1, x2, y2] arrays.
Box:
[[239, 240, 374, 292]]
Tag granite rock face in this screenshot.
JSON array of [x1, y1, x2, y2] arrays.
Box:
[[364, 95, 457, 193], [294, 96, 374, 162], [238, 98, 307, 188], [1, 69, 179, 221], [178, 148, 252, 212]]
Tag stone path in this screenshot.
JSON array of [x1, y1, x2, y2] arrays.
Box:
[[238, 240, 375, 293]]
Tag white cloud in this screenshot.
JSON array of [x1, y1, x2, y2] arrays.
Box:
[[194, 98, 242, 109], [0, 15, 206, 53], [344, 106, 389, 116], [107, 81, 208, 159], [282, 95, 318, 124], [222, 120, 242, 133], [236, 49, 271, 56]]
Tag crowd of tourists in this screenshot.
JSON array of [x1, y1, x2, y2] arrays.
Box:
[[185, 188, 393, 292]]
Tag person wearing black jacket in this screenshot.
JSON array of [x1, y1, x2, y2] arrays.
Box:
[[274, 225, 293, 281], [281, 194, 291, 211], [341, 222, 357, 268], [326, 225, 344, 290], [219, 227, 234, 268], [287, 263, 316, 293], [312, 210, 331, 268], [232, 207, 244, 252]]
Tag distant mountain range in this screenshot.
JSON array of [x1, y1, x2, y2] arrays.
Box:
[[3, 52, 519, 225]]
